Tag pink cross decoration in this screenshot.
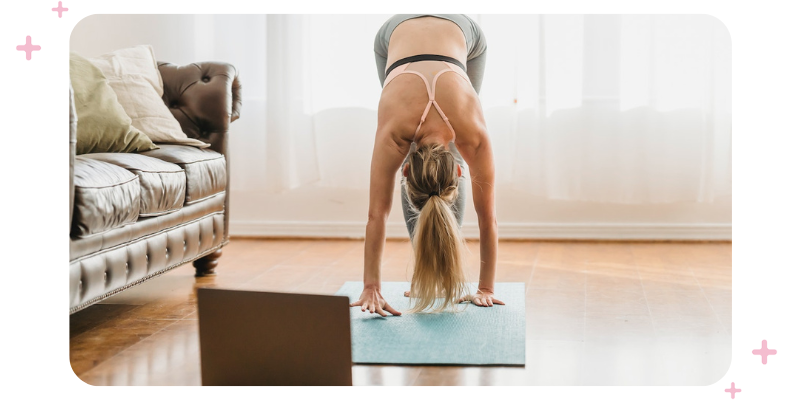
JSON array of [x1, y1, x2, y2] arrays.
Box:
[[52, 1, 68, 18], [16, 36, 41, 61], [752, 339, 777, 364], [725, 382, 741, 399]]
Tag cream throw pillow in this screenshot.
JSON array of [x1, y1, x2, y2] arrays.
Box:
[[89, 45, 209, 148]]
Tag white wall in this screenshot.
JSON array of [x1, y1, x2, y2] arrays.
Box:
[[71, 14, 731, 240]]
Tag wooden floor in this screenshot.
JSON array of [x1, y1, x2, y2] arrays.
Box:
[[70, 239, 732, 385]]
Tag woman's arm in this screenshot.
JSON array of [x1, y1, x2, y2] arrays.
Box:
[[350, 126, 409, 316], [455, 113, 503, 306]]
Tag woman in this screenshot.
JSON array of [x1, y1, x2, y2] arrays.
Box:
[[350, 14, 503, 315]]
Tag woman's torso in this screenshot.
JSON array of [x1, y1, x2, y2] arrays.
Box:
[[378, 17, 484, 148]]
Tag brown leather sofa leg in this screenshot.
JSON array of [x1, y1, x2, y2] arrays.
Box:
[[194, 249, 222, 277]]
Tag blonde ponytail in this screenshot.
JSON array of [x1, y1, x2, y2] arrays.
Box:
[[404, 144, 468, 312]]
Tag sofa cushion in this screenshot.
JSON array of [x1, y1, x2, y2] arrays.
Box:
[[72, 157, 141, 238], [81, 153, 187, 217], [69, 52, 157, 154], [88, 45, 210, 149], [140, 145, 226, 204]]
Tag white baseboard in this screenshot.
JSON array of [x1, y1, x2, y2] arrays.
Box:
[[230, 220, 731, 241]]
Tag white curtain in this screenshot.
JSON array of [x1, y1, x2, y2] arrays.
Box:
[[215, 14, 731, 203], [264, 15, 319, 192], [481, 15, 731, 203], [200, 15, 320, 194]]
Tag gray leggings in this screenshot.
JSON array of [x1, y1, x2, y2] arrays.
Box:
[[373, 14, 488, 94]]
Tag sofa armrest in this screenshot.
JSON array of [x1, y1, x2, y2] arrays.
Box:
[[157, 61, 242, 155], [69, 84, 77, 232], [157, 61, 240, 241]]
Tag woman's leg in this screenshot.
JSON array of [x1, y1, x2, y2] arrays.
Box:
[[464, 15, 488, 94], [374, 15, 406, 87], [466, 50, 487, 94], [374, 51, 388, 87], [453, 171, 468, 226], [438, 13, 488, 94], [400, 177, 416, 239]]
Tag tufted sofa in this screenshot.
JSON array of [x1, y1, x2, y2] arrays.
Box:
[[69, 61, 242, 314]]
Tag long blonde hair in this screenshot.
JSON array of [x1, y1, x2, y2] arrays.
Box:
[[404, 143, 469, 312]]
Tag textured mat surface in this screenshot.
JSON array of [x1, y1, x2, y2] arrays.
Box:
[[336, 281, 526, 365]]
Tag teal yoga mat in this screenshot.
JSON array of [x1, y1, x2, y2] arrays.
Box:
[[336, 281, 526, 366]]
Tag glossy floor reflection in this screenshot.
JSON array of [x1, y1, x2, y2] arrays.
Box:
[[70, 239, 732, 385]]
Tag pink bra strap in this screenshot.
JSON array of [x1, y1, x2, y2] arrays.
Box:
[[384, 61, 471, 138], [414, 100, 435, 136], [384, 66, 434, 98], [383, 63, 410, 89], [427, 66, 464, 136], [431, 100, 456, 136], [430, 69, 451, 99]]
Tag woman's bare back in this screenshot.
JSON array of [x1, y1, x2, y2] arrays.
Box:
[[379, 17, 485, 148], [387, 16, 468, 66]]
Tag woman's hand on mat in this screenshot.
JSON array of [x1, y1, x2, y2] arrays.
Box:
[[350, 287, 402, 317], [459, 289, 505, 307]]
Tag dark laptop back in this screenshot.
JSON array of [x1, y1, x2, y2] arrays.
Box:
[[197, 288, 352, 385]]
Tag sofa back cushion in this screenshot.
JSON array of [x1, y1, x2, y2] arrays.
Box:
[[69, 52, 157, 154], [89, 45, 210, 149]]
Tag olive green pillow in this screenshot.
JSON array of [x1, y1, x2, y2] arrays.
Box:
[[70, 52, 157, 154]]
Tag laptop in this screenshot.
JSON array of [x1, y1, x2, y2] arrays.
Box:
[[197, 288, 352, 385]]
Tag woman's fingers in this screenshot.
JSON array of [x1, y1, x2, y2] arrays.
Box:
[[360, 293, 503, 310], [383, 303, 402, 316], [459, 293, 507, 307]]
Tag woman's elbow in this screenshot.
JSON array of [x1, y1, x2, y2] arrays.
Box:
[[477, 213, 497, 231], [367, 211, 390, 224]]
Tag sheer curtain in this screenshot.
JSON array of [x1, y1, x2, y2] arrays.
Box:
[[481, 15, 731, 203], [218, 14, 731, 204], [200, 15, 321, 194]]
